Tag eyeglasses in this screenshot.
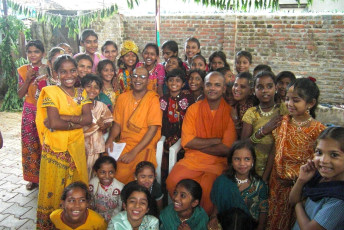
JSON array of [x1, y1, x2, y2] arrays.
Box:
[[132, 74, 148, 79]]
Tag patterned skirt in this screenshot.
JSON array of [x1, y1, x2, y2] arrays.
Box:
[[21, 102, 41, 183], [36, 144, 81, 229]]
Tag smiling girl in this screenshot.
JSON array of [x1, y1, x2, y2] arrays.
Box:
[[160, 179, 208, 230], [50, 181, 107, 229], [108, 183, 159, 230], [289, 127, 344, 230], [17, 40, 46, 191], [267, 78, 325, 230], [136, 43, 165, 96]]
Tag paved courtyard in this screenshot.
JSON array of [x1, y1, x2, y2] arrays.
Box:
[[0, 112, 37, 229]]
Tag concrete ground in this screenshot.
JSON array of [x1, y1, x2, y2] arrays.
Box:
[[0, 112, 37, 229]]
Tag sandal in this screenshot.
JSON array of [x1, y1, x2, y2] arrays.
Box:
[[26, 182, 38, 191]]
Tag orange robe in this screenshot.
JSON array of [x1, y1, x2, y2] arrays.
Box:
[[113, 90, 162, 184], [267, 115, 325, 230], [166, 98, 237, 215]]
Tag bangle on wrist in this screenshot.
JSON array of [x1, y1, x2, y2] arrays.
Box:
[[78, 116, 82, 124]]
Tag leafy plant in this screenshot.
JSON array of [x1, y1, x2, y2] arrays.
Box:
[[0, 15, 28, 111]]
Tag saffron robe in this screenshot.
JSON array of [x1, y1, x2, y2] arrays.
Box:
[[166, 98, 237, 215]]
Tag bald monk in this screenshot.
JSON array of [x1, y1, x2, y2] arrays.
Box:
[[105, 66, 162, 184], [166, 71, 237, 215]]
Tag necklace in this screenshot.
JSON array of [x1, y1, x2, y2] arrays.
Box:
[[179, 217, 190, 223], [259, 104, 275, 117], [59, 86, 75, 98], [292, 117, 312, 132], [235, 175, 248, 185], [195, 94, 203, 102]]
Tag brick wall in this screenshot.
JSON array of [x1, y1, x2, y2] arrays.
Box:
[[93, 14, 344, 104]]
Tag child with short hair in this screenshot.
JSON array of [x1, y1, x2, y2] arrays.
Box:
[[165, 56, 186, 74], [161, 40, 179, 63], [75, 54, 93, 87], [136, 43, 165, 96], [253, 64, 272, 77], [209, 140, 268, 230], [74, 29, 103, 73], [241, 71, 288, 179], [235, 50, 252, 74], [184, 37, 201, 69], [275, 71, 296, 103], [191, 54, 207, 72], [209, 51, 230, 71], [89, 156, 124, 222], [57, 42, 73, 55], [50, 181, 107, 230], [116, 40, 139, 94], [217, 66, 235, 84], [160, 179, 209, 230], [97, 59, 118, 110], [188, 69, 206, 102], [289, 127, 344, 230], [101, 40, 118, 64], [231, 72, 256, 138], [108, 183, 159, 229], [81, 74, 113, 180], [123, 161, 163, 212], [267, 77, 325, 230]]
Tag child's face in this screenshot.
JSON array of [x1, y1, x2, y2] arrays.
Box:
[[189, 72, 203, 92], [49, 53, 62, 79], [60, 44, 73, 56], [84, 81, 100, 100], [142, 46, 158, 68], [172, 185, 198, 214], [314, 139, 344, 181], [211, 57, 225, 70], [100, 63, 115, 83], [185, 41, 200, 60], [165, 57, 179, 73], [255, 76, 275, 105], [285, 86, 314, 118], [123, 52, 137, 68], [27, 46, 44, 65], [231, 148, 253, 178], [61, 188, 88, 225], [102, 44, 118, 62], [81, 35, 98, 55], [277, 77, 292, 98], [136, 167, 155, 189], [96, 162, 115, 186], [232, 78, 252, 102], [224, 70, 235, 84], [162, 48, 177, 62], [58, 61, 78, 89], [125, 191, 149, 225], [77, 59, 92, 78], [235, 56, 251, 73], [191, 58, 206, 71], [167, 76, 184, 95]]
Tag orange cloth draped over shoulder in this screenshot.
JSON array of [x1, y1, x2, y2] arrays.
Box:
[[113, 90, 162, 184], [166, 98, 237, 215], [18, 65, 37, 104]]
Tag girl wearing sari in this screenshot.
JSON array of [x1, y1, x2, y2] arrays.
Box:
[[35, 55, 92, 229], [17, 40, 46, 190], [209, 140, 268, 230]]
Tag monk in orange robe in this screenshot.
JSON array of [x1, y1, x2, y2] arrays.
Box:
[[105, 66, 162, 184], [166, 71, 237, 215]]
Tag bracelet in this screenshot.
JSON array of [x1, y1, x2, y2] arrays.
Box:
[[258, 127, 266, 137], [78, 116, 83, 124], [68, 121, 74, 130], [250, 132, 262, 144]]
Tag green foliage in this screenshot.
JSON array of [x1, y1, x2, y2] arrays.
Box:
[[186, 0, 313, 11], [7, 0, 121, 39], [0, 16, 27, 111]]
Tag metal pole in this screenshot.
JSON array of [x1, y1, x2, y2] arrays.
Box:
[[155, 0, 160, 47]]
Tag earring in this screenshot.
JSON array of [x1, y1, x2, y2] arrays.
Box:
[[251, 163, 254, 167], [306, 107, 310, 115]]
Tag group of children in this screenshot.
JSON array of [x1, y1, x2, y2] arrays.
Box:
[[17, 27, 344, 230]]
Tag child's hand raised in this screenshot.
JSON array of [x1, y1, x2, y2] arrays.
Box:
[[263, 115, 283, 134], [298, 159, 317, 184]]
